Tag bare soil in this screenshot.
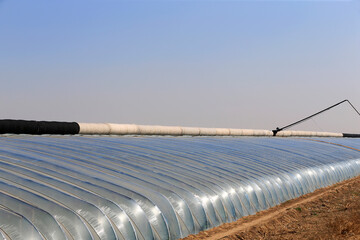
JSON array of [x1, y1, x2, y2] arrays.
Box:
[[183, 175, 360, 240]]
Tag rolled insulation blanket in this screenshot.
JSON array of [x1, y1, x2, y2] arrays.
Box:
[[215, 128, 231, 136], [343, 133, 360, 138], [229, 129, 243, 136], [276, 131, 291, 137], [253, 129, 273, 136], [276, 130, 342, 138], [137, 125, 159, 135], [78, 124, 274, 136], [199, 128, 217, 136], [137, 125, 182, 135], [0, 119, 353, 138], [156, 126, 183, 135], [322, 132, 342, 137], [241, 129, 272, 136], [107, 124, 140, 135], [0, 119, 79, 135], [181, 127, 200, 136], [78, 123, 111, 135], [241, 129, 254, 136]]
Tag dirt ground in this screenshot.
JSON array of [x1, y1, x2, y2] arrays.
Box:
[[183, 175, 360, 240]]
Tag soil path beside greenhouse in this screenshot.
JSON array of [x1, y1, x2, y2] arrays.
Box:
[[183, 175, 360, 240]]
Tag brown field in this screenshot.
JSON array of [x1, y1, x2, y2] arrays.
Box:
[[183, 175, 360, 240]]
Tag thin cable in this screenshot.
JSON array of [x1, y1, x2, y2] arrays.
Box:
[[272, 99, 360, 136]]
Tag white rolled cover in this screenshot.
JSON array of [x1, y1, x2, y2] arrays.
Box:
[[276, 131, 342, 138], [78, 123, 275, 136], [78, 123, 342, 137]]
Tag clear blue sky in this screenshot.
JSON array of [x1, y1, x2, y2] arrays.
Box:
[[1, 0, 360, 133]]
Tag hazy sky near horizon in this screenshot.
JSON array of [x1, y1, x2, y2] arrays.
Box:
[[1, 0, 360, 133]]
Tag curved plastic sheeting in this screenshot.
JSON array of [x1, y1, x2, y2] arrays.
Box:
[[0, 207, 44, 240], [0, 136, 359, 240]]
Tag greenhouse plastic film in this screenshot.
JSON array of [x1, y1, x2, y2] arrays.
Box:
[[0, 135, 359, 239]]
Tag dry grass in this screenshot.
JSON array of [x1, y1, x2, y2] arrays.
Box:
[[326, 205, 360, 238]]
